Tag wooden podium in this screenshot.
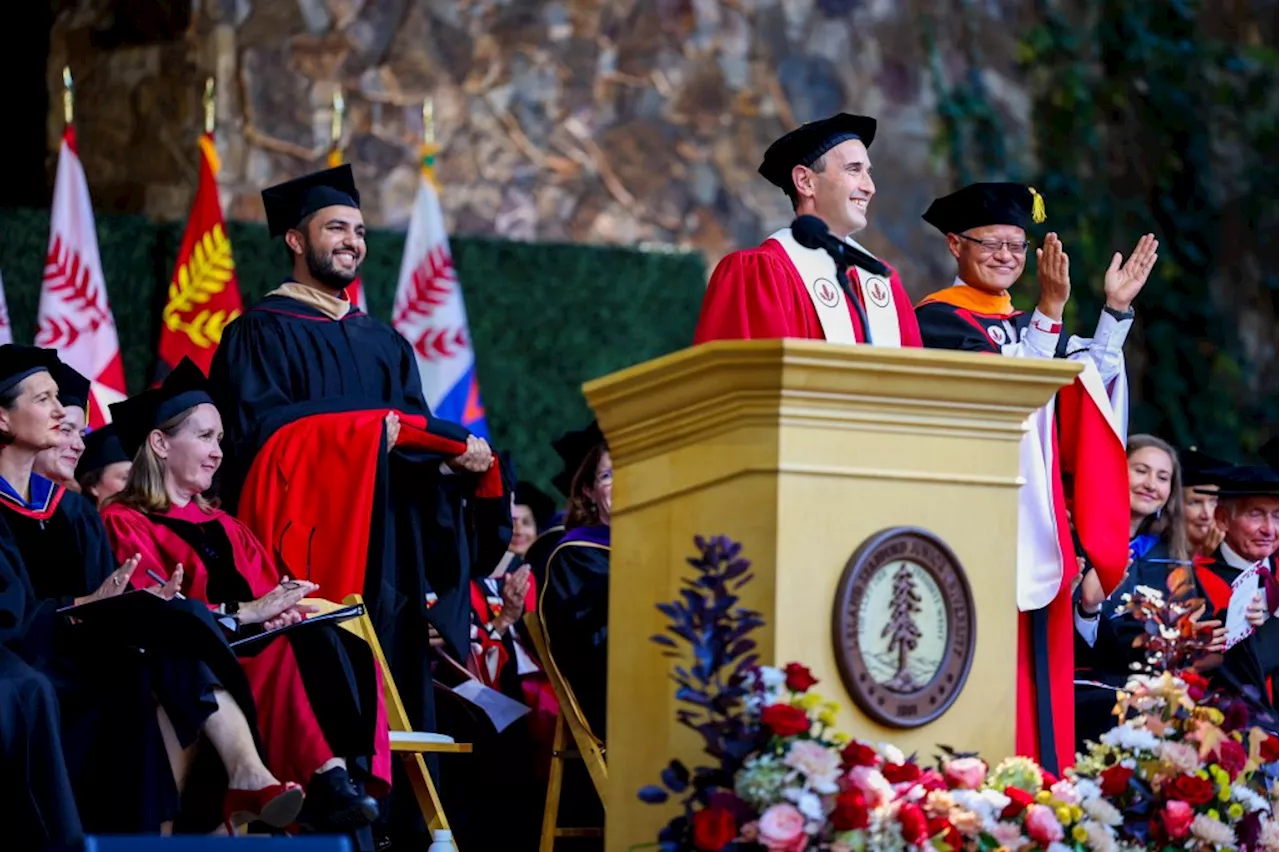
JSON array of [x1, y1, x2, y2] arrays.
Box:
[[582, 340, 1081, 852]]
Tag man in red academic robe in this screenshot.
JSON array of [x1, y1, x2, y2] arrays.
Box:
[[914, 182, 1160, 772], [694, 113, 922, 347]]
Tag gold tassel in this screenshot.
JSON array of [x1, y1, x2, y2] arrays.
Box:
[[1028, 186, 1046, 224]]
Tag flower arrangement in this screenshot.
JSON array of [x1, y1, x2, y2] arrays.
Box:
[[637, 536, 1278, 852]]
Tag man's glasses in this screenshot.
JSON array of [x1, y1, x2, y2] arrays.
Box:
[[957, 234, 1030, 255]]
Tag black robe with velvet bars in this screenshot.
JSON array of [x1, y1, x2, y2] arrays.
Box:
[[209, 290, 513, 746]]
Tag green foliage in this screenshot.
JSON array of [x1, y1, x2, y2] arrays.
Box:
[[0, 208, 706, 491], [930, 0, 1279, 458]]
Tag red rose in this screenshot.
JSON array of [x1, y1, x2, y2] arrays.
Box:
[[1216, 737, 1248, 780], [1099, 764, 1135, 797], [1180, 670, 1209, 701], [917, 768, 949, 792], [1261, 735, 1279, 764], [882, 761, 922, 784], [840, 740, 881, 768], [1160, 800, 1194, 841], [691, 806, 737, 852], [784, 663, 818, 693], [1165, 774, 1215, 807], [831, 789, 870, 831], [760, 703, 810, 738], [898, 802, 930, 846], [1039, 767, 1059, 788], [927, 816, 962, 850], [1000, 785, 1035, 819]]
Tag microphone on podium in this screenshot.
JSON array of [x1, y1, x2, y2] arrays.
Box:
[[790, 215, 890, 277], [790, 215, 881, 344]]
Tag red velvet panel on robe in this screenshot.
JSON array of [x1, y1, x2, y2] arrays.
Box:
[[100, 501, 392, 792], [236, 410, 503, 603], [693, 238, 923, 346]]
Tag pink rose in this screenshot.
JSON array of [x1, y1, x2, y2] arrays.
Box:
[[845, 765, 894, 808], [757, 803, 807, 852], [1023, 804, 1064, 846], [942, 757, 987, 790], [1160, 800, 1193, 841]]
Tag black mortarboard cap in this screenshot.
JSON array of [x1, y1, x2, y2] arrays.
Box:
[[261, 164, 361, 237], [0, 345, 60, 397], [109, 358, 214, 458], [758, 113, 877, 193], [53, 361, 91, 412], [515, 481, 557, 531], [1180, 447, 1232, 489], [923, 182, 1047, 236], [1195, 463, 1278, 498], [551, 420, 605, 498], [75, 424, 129, 479]]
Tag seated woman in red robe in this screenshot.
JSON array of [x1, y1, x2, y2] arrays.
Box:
[[100, 359, 391, 840]]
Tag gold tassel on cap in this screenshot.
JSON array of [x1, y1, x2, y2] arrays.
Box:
[[1028, 186, 1046, 224]]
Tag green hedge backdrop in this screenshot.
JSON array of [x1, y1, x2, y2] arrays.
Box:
[[0, 207, 707, 492]]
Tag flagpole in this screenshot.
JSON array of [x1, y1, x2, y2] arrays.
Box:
[[421, 97, 440, 189], [62, 66, 74, 126], [329, 88, 345, 167], [203, 77, 216, 135]]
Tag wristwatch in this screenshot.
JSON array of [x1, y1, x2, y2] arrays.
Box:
[[1103, 305, 1135, 321], [1075, 600, 1101, 621], [220, 601, 241, 620]]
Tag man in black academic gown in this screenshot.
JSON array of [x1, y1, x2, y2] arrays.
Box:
[[209, 165, 513, 841]]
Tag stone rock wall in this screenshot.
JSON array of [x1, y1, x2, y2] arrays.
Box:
[[48, 0, 1038, 294]]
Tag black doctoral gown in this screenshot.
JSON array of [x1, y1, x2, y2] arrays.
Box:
[[0, 477, 262, 834], [539, 525, 611, 741], [0, 530, 82, 849], [209, 291, 512, 840]]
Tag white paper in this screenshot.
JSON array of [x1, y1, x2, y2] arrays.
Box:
[[451, 678, 531, 732], [1223, 564, 1261, 651]]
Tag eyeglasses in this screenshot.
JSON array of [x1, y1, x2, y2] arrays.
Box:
[[957, 234, 1030, 255]]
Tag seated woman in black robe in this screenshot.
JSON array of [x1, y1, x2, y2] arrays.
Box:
[[0, 344, 304, 835], [75, 423, 132, 509], [539, 440, 612, 740], [101, 358, 388, 839]]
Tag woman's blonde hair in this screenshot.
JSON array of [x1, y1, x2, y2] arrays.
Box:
[[565, 441, 608, 530], [1127, 433, 1188, 563], [103, 407, 217, 515]]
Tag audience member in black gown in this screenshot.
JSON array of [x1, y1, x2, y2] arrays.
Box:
[[539, 439, 612, 741], [0, 344, 304, 835]]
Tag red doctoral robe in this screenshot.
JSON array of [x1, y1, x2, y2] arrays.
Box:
[[100, 500, 392, 792], [693, 237, 923, 346], [915, 284, 1129, 773]]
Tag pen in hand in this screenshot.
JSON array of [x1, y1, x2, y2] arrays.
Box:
[[145, 569, 185, 600]]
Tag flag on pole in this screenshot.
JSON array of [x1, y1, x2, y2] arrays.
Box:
[[0, 270, 14, 346], [327, 90, 367, 313], [391, 143, 487, 437], [157, 132, 243, 379], [36, 124, 127, 427]]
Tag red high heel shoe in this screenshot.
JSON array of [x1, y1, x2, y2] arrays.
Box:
[[223, 781, 305, 834]]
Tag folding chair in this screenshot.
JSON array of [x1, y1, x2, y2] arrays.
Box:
[[305, 595, 472, 849], [521, 612, 606, 852]]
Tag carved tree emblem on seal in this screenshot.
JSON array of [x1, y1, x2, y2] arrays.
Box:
[[882, 565, 923, 692]]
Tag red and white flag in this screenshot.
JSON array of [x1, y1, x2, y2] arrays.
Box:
[[36, 128, 127, 427], [0, 270, 14, 346]]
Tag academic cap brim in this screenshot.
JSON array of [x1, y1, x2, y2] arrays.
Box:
[[1180, 447, 1232, 489], [758, 113, 877, 192], [109, 358, 214, 458], [515, 481, 558, 530], [76, 424, 130, 479], [261, 164, 362, 238], [922, 182, 1043, 236], [1193, 464, 1278, 498], [551, 420, 605, 498], [0, 345, 60, 397], [53, 362, 91, 413]]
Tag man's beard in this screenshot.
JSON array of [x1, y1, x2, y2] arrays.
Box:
[[304, 243, 361, 290]]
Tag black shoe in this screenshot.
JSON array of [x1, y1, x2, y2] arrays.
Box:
[[299, 765, 380, 831]]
